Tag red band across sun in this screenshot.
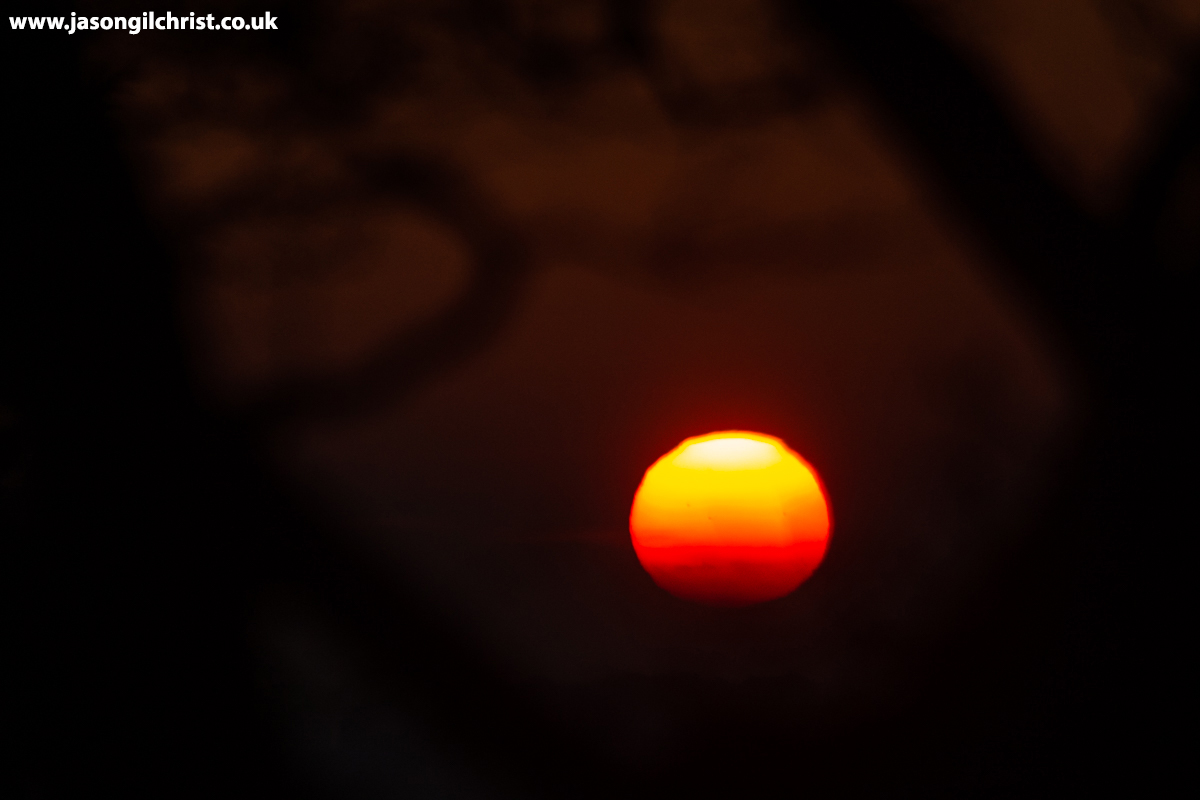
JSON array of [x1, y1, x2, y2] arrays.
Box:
[[630, 431, 831, 606]]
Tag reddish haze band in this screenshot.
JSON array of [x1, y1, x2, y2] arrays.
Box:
[[630, 431, 831, 606]]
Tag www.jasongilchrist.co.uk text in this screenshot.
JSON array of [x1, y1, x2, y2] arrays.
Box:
[[9, 11, 278, 34]]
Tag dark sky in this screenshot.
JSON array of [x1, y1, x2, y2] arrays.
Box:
[[6, 2, 1194, 797]]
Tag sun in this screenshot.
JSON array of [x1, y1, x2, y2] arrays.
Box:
[[629, 431, 831, 606]]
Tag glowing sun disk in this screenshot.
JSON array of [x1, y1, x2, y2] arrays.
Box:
[[630, 431, 831, 607]]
